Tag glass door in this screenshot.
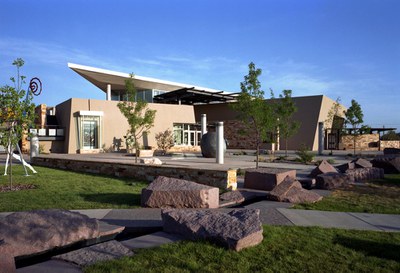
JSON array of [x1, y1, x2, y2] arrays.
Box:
[[82, 120, 98, 149]]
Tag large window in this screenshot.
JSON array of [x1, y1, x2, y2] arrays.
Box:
[[77, 111, 103, 151], [112, 89, 167, 103], [173, 123, 201, 146]]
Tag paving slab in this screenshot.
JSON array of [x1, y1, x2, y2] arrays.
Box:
[[101, 209, 163, 233], [277, 208, 382, 231], [243, 201, 293, 226], [349, 213, 400, 232], [121, 231, 184, 250], [16, 260, 82, 273], [72, 209, 112, 219], [54, 240, 133, 267]]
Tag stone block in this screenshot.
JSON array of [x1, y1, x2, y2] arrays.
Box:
[[141, 176, 219, 208], [309, 160, 338, 178], [336, 162, 355, 173], [0, 250, 16, 273], [269, 176, 322, 203], [162, 209, 263, 251], [345, 167, 384, 182], [244, 168, 296, 191], [315, 173, 348, 190]]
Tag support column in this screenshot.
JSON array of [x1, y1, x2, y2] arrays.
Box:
[[216, 121, 224, 164], [106, 84, 111, 101], [201, 114, 207, 136], [318, 122, 324, 155], [30, 133, 39, 161]]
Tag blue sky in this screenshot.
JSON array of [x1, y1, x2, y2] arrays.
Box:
[[1, 0, 399, 129]]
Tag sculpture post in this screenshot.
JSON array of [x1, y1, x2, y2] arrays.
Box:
[[216, 121, 224, 164], [201, 114, 207, 136]]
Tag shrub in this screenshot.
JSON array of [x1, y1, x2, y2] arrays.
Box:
[[155, 129, 174, 154], [295, 145, 315, 164]]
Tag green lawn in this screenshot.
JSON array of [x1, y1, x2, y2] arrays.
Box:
[[85, 225, 400, 273], [294, 174, 400, 214], [0, 165, 147, 212]]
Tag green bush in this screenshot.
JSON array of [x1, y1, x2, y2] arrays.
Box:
[[295, 145, 315, 164]]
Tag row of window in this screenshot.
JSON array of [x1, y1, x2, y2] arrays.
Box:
[[111, 89, 166, 103]]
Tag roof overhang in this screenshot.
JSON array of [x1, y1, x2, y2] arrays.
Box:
[[67, 63, 224, 94], [153, 87, 237, 105]]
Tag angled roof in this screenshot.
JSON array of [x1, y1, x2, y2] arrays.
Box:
[[68, 63, 224, 93]]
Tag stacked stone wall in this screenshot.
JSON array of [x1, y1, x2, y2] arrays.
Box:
[[380, 140, 400, 149], [341, 134, 379, 151], [32, 156, 236, 189]]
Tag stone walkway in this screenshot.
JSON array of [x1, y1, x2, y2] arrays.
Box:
[[9, 203, 400, 273]]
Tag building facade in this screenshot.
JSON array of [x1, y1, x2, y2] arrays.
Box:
[[32, 63, 346, 154]]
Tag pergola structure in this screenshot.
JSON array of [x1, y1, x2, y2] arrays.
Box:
[[153, 87, 238, 105]]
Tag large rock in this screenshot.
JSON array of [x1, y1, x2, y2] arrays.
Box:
[[0, 210, 100, 270], [269, 176, 322, 203], [141, 176, 219, 208], [371, 156, 400, 174], [345, 167, 384, 182], [315, 173, 348, 190], [309, 160, 338, 178], [162, 209, 263, 251], [244, 168, 296, 191], [200, 132, 226, 158]]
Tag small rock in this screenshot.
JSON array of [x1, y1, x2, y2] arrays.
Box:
[[336, 162, 355, 173], [140, 157, 162, 165], [309, 160, 338, 178], [269, 176, 322, 203], [352, 158, 373, 168]]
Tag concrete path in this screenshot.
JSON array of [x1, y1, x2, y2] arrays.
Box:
[[11, 205, 400, 273]]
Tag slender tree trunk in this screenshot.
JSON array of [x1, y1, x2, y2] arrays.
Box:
[[285, 138, 288, 158], [256, 141, 260, 169], [353, 134, 356, 155]]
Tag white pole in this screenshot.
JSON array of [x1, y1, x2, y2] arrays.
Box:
[[106, 84, 111, 101], [201, 114, 207, 136], [216, 121, 224, 164]]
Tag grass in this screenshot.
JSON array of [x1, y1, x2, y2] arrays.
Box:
[[0, 165, 147, 212], [85, 225, 400, 273], [294, 174, 400, 214]]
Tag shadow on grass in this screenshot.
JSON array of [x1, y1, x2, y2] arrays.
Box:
[[334, 235, 400, 261], [80, 193, 141, 206]]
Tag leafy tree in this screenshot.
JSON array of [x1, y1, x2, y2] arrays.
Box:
[[344, 99, 364, 155], [276, 90, 300, 157], [155, 128, 174, 155], [117, 74, 156, 163], [381, 130, 400, 141], [0, 58, 36, 188], [232, 62, 277, 168], [324, 97, 344, 153]]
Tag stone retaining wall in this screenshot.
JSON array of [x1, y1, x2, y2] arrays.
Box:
[[341, 134, 379, 151], [32, 156, 237, 190], [381, 140, 400, 149]]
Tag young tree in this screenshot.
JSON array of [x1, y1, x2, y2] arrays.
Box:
[[0, 58, 36, 188], [275, 90, 300, 157], [344, 99, 364, 155], [232, 62, 277, 168], [117, 74, 156, 163]]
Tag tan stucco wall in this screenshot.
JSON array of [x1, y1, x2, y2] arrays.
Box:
[[56, 98, 195, 154], [195, 95, 342, 151]]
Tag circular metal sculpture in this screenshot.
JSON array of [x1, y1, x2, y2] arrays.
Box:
[[200, 132, 226, 158], [29, 77, 42, 96]]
